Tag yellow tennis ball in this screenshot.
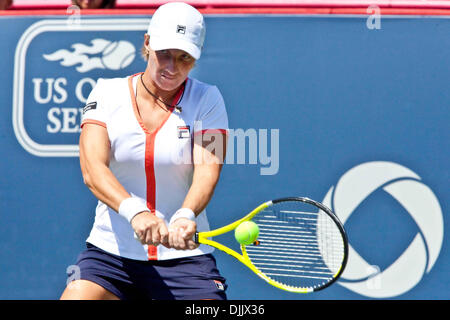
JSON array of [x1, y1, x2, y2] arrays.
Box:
[[235, 221, 259, 245]]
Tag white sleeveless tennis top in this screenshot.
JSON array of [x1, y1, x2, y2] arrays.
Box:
[[81, 73, 228, 261]]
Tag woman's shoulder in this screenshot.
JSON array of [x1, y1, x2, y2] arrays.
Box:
[[187, 77, 222, 99], [94, 76, 129, 91], [86, 76, 132, 114]]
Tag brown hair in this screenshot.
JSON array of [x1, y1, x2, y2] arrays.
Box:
[[141, 44, 149, 62]]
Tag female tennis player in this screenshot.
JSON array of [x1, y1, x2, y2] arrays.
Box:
[[60, 2, 229, 300]]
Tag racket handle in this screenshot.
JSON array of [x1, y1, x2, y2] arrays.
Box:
[[135, 231, 200, 244]]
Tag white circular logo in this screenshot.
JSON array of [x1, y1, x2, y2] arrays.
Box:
[[322, 161, 443, 298]]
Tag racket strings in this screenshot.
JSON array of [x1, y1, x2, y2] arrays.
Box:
[[245, 201, 345, 290]]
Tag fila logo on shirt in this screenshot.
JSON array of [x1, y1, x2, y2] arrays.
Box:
[[177, 125, 190, 139]]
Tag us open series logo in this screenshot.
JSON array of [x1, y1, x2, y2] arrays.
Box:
[[13, 18, 149, 157]]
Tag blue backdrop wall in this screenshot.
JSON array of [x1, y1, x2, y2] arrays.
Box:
[[0, 13, 448, 299]]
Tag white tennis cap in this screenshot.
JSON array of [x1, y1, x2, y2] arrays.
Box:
[[147, 2, 206, 60]]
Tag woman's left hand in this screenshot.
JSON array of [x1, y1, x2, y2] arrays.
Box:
[[168, 218, 199, 250]]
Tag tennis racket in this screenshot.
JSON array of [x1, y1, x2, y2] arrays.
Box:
[[195, 197, 348, 293]]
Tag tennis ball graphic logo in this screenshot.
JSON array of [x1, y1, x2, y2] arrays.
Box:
[[322, 161, 443, 298], [43, 39, 136, 73], [101, 40, 135, 70]]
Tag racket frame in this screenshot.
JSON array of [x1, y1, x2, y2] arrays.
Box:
[[194, 197, 349, 293]]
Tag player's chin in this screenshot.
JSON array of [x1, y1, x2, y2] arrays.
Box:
[[157, 75, 184, 91]]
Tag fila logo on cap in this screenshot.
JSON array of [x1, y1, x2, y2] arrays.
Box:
[[176, 25, 186, 34]]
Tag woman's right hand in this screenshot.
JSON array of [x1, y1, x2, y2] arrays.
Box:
[[131, 212, 169, 247]]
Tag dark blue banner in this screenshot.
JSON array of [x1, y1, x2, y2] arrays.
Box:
[[0, 13, 448, 299]]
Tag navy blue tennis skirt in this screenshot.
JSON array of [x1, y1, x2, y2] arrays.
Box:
[[71, 243, 228, 300]]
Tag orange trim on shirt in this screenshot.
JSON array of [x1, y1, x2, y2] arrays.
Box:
[[80, 119, 107, 129], [128, 73, 186, 260]]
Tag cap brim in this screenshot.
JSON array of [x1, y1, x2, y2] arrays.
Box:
[[150, 35, 201, 60]]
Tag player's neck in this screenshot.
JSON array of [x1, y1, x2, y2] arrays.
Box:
[[140, 72, 179, 107]]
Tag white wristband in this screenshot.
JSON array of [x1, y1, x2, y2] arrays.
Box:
[[118, 197, 150, 223], [169, 208, 196, 225]]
